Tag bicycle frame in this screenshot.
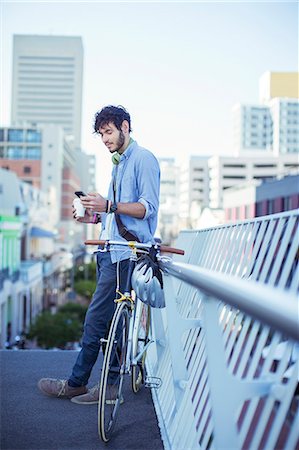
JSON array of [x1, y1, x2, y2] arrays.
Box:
[[127, 298, 153, 370], [84, 238, 184, 442], [93, 239, 153, 375]]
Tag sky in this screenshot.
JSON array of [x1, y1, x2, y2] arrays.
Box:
[[0, 1, 298, 192]]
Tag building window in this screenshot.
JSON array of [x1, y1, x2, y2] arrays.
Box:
[[26, 147, 41, 159], [282, 197, 291, 211], [267, 199, 275, 214], [256, 202, 263, 217], [0, 129, 4, 142], [254, 164, 276, 168], [0, 146, 4, 157], [223, 175, 245, 179], [8, 129, 24, 142], [223, 164, 246, 169], [7, 146, 24, 159], [26, 129, 42, 143], [23, 166, 31, 174]]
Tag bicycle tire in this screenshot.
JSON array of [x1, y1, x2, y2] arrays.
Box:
[[131, 300, 151, 393], [98, 301, 129, 442]]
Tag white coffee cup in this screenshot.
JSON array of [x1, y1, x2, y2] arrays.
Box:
[[73, 198, 85, 218]]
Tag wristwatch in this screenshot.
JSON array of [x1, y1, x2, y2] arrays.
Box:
[[110, 202, 118, 213]]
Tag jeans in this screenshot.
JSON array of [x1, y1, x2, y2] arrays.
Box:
[[68, 252, 130, 387]]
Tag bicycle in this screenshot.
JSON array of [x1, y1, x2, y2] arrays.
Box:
[[84, 238, 184, 442]]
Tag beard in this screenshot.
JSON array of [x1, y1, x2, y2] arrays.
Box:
[[114, 130, 125, 153]]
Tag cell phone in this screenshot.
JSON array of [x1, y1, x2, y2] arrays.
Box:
[[74, 191, 86, 198]]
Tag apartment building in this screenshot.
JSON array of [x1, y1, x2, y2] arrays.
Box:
[[223, 174, 299, 221], [0, 124, 75, 224], [233, 72, 299, 157], [209, 154, 299, 209], [0, 125, 95, 245], [268, 98, 299, 156], [179, 156, 210, 229], [232, 104, 273, 155], [11, 35, 83, 149], [0, 169, 44, 348], [259, 72, 299, 104]]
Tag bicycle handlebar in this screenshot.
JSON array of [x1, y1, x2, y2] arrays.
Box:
[[84, 239, 185, 256]]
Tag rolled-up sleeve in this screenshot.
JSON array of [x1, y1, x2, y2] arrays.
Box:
[[136, 151, 160, 220]]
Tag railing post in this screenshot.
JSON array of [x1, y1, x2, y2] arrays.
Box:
[[163, 273, 201, 408]]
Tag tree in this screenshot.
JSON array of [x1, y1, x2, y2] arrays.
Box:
[[74, 279, 96, 300], [27, 309, 83, 349], [73, 261, 97, 301], [58, 302, 87, 323]]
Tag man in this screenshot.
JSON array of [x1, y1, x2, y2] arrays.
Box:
[[37, 105, 160, 404]]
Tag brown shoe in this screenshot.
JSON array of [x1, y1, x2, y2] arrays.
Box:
[[71, 384, 124, 405], [37, 378, 87, 399]]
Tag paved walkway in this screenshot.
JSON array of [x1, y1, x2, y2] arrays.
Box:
[[0, 350, 164, 450]]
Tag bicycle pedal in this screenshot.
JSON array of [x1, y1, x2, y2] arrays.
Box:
[[144, 377, 162, 389]]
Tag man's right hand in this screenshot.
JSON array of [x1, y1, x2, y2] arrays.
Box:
[[72, 204, 94, 223]]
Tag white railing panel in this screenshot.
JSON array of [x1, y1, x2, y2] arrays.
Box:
[[147, 210, 299, 450]]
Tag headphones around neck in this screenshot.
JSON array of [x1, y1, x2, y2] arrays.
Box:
[[112, 152, 121, 165]]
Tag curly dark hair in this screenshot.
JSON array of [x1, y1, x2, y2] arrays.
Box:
[[93, 105, 132, 133]]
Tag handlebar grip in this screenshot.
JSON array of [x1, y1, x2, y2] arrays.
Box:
[[85, 240, 106, 246], [159, 246, 185, 255]]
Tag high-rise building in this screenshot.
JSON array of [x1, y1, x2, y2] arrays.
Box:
[[233, 72, 299, 156], [232, 104, 273, 155], [11, 35, 83, 149], [268, 98, 299, 156], [259, 72, 299, 104]]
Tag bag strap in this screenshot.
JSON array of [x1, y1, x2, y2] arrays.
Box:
[[112, 166, 140, 243], [115, 214, 140, 242]]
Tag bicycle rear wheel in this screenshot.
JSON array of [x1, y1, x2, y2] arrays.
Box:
[[98, 302, 129, 442], [131, 300, 151, 393]]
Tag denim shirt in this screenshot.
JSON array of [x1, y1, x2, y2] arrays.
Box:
[[100, 140, 160, 263]]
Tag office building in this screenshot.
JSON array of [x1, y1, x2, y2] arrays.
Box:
[[0, 124, 95, 246], [268, 98, 299, 156], [232, 104, 273, 155], [0, 124, 75, 225], [209, 154, 299, 209], [259, 72, 299, 104], [233, 72, 299, 156], [179, 156, 210, 228], [11, 35, 83, 149], [223, 174, 299, 221]]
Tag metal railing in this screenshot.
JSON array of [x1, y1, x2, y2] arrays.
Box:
[[146, 209, 299, 450]]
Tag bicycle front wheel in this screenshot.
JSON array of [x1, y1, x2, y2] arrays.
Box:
[[98, 301, 129, 442], [131, 300, 151, 393]]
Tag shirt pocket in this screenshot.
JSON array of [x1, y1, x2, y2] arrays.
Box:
[[119, 174, 138, 202]]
